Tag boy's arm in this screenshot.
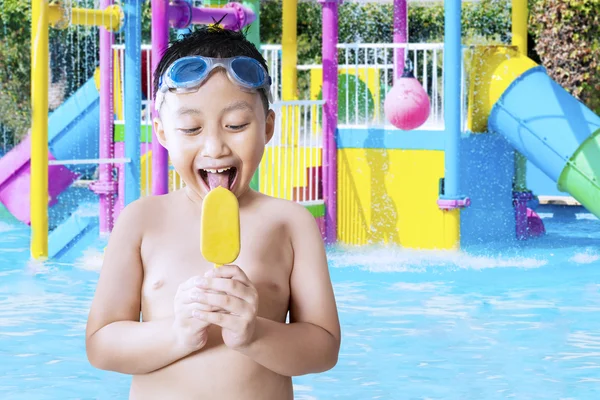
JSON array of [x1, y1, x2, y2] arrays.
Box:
[[85, 199, 187, 375], [238, 204, 341, 376]]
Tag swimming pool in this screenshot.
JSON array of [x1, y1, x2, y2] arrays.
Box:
[[1, 206, 600, 399]]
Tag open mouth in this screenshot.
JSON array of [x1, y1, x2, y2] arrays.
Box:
[[199, 166, 238, 191]]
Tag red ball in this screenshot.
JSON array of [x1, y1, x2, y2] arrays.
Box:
[[384, 77, 431, 130]]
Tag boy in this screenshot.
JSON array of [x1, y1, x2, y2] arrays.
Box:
[[85, 27, 341, 399]]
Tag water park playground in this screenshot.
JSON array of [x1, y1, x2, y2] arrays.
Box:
[[1, 0, 600, 398]]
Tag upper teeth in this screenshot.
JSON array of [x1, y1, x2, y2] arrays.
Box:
[[204, 167, 231, 173]]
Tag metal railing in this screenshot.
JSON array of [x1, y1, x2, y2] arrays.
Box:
[[335, 42, 444, 129], [261, 43, 447, 130], [261, 44, 282, 103], [260, 100, 324, 203]]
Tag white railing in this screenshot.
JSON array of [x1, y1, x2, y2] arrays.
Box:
[[335, 42, 444, 129], [260, 100, 324, 203], [261, 44, 282, 103], [263, 43, 447, 130], [112, 44, 154, 127]]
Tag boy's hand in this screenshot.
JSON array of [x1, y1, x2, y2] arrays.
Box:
[[172, 275, 217, 353], [192, 265, 259, 350]]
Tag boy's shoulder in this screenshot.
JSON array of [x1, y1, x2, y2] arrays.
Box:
[[252, 192, 319, 231], [113, 192, 174, 229]]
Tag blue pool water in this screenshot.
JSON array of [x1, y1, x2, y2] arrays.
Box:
[[1, 207, 600, 399]]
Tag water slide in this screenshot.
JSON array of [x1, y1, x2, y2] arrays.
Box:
[[470, 47, 600, 219], [0, 77, 101, 257]]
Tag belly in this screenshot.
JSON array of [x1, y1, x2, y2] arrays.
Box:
[[129, 330, 293, 400]]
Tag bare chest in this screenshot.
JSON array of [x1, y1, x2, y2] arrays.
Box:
[[139, 216, 293, 322]]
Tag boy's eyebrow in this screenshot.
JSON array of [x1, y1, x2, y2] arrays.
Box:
[[175, 101, 254, 116], [222, 101, 254, 113], [176, 107, 203, 116]]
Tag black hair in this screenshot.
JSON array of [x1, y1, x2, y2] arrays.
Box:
[[153, 25, 270, 113]]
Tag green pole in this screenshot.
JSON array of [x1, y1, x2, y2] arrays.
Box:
[[243, 0, 262, 192], [514, 152, 528, 191]]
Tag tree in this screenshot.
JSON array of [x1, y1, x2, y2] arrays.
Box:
[[529, 0, 600, 114]]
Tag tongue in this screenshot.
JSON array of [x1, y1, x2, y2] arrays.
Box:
[[207, 171, 231, 190]]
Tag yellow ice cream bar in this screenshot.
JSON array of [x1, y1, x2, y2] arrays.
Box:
[[200, 186, 240, 267]]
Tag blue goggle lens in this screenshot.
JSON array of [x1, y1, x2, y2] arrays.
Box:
[[231, 58, 266, 86], [170, 60, 208, 86]]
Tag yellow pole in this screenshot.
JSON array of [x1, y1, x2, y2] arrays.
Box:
[[49, 4, 123, 32], [512, 0, 528, 56], [281, 0, 297, 101], [113, 52, 124, 121], [281, 0, 298, 147], [512, 0, 528, 191], [31, 0, 49, 259], [442, 209, 460, 250]]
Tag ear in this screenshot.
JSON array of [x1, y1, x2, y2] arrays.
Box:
[[265, 109, 275, 144], [153, 117, 168, 149]]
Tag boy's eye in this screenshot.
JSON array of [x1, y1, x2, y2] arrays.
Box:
[[179, 127, 201, 135], [227, 123, 249, 131]]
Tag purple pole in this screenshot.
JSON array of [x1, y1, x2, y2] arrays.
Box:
[[151, 0, 170, 195], [97, 0, 116, 232], [393, 0, 407, 80], [319, 0, 340, 244]]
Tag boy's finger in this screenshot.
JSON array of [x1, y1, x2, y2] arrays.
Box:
[[197, 278, 255, 304], [187, 303, 221, 316], [192, 309, 242, 331], [192, 291, 248, 316], [205, 265, 251, 285]]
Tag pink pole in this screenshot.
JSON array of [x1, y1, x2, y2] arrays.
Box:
[[393, 0, 407, 80], [319, 0, 340, 244], [98, 0, 116, 232], [151, 0, 170, 195]]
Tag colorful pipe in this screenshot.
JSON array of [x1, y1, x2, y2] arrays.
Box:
[[169, 2, 256, 30], [393, 0, 407, 80], [31, 0, 50, 259], [151, 0, 170, 196], [318, 0, 341, 244], [282, 0, 298, 101], [90, 0, 116, 234], [437, 0, 468, 249], [124, 0, 142, 207], [49, 3, 123, 32], [511, 0, 530, 239]]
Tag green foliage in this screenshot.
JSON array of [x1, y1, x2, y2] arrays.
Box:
[[0, 0, 32, 145], [260, 0, 512, 64], [316, 74, 376, 124], [529, 0, 600, 113]]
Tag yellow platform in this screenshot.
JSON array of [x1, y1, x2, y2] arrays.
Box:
[[337, 148, 456, 249]]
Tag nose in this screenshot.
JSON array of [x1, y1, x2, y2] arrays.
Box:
[[201, 131, 231, 159]]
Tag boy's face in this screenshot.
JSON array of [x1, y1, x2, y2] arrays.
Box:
[[154, 70, 275, 201]]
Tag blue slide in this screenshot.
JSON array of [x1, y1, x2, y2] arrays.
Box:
[[47, 77, 102, 259], [0, 77, 102, 259], [488, 66, 600, 219]]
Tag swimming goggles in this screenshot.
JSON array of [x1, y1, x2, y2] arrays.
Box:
[[155, 55, 273, 112]]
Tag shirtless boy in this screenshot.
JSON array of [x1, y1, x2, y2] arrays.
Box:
[[85, 27, 340, 399]]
